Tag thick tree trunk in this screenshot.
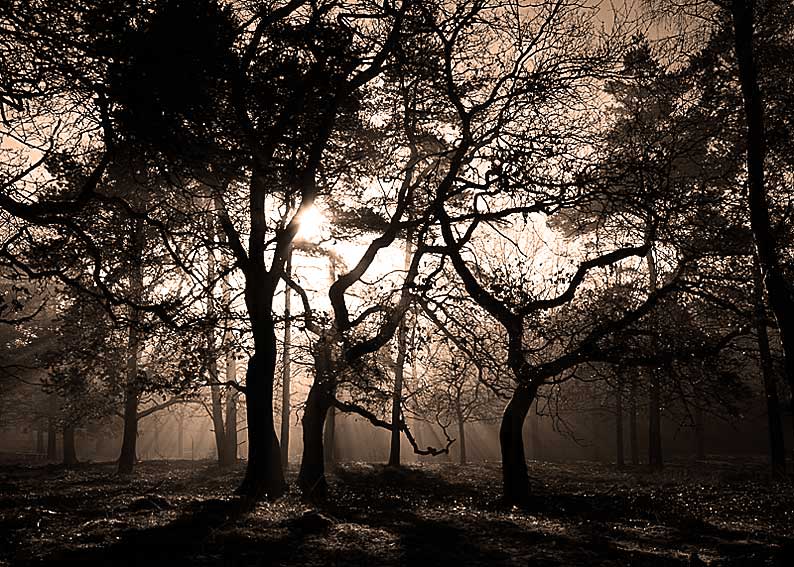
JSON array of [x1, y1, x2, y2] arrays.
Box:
[[499, 383, 537, 506], [237, 347, 285, 500], [118, 386, 139, 474], [731, 1, 794, 397], [616, 374, 624, 467], [754, 256, 786, 474], [298, 386, 330, 500], [298, 335, 334, 500], [630, 375, 639, 465], [280, 248, 293, 470], [62, 424, 77, 466]]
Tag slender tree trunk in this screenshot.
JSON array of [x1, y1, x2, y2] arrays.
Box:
[[205, 220, 230, 467], [224, 385, 238, 466], [648, 368, 662, 468], [731, 0, 794, 397], [62, 424, 77, 466], [280, 247, 293, 470], [298, 335, 334, 500], [456, 400, 467, 465], [209, 360, 227, 464], [646, 247, 663, 469], [177, 413, 184, 459], [630, 375, 639, 465], [388, 231, 413, 467], [616, 374, 625, 467], [46, 394, 57, 460], [694, 404, 706, 461], [220, 259, 238, 467], [118, 219, 144, 475], [499, 382, 537, 506], [754, 255, 786, 474], [36, 423, 44, 454]]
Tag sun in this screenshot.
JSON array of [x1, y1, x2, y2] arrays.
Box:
[[295, 205, 329, 243]]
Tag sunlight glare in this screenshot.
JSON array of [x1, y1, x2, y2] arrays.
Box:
[[295, 205, 328, 243]]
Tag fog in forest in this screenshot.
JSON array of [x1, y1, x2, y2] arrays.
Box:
[[1, 1, 793, 565]]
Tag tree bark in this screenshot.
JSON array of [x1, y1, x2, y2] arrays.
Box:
[[62, 424, 77, 466], [280, 247, 293, 470], [630, 374, 639, 465], [324, 405, 336, 469], [456, 399, 467, 465], [388, 231, 413, 467], [694, 404, 706, 461], [499, 382, 537, 506], [731, 0, 794, 397], [118, 218, 144, 475], [46, 395, 57, 460], [177, 413, 184, 459], [646, 247, 663, 469], [236, 202, 286, 501], [220, 260, 238, 467], [223, 383, 238, 466], [298, 335, 334, 500], [118, 386, 139, 474], [754, 255, 786, 474], [616, 373, 625, 467], [36, 422, 44, 454]]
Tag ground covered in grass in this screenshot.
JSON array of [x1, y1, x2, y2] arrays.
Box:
[[0, 459, 791, 566]]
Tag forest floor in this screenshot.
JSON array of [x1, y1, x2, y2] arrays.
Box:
[[0, 458, 792, 566]]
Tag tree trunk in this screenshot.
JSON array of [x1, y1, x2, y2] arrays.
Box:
[[298, 335, 334, 500], [118, 218, 144, 475], [118, 386, 139, 474], [731, 0, 794, 397], [220, 261, 238, 468], [754, 255, 786, 474], [62, 424, 77, 466], [223, 387, 238, 467], [646, 246, 663, 469], [648, 368, 663, 469], [237, 346, 285, 500], [177, 413, 184, 459], [36, 423, 44, 454], [630, 375, 639, 465], [209, 361, 228, 465], [456, 400, 467, 465], [280, 248, 293, 470], [324, 405, 337, 469], [47, 394, 57, 460], [616, 374, 625, 467], [694, 404, 706, 461], [388, 232, 412, 467], [499, 383, 537, 506]]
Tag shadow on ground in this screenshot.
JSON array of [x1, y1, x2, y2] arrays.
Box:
[[1, 460, 792, 566]]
